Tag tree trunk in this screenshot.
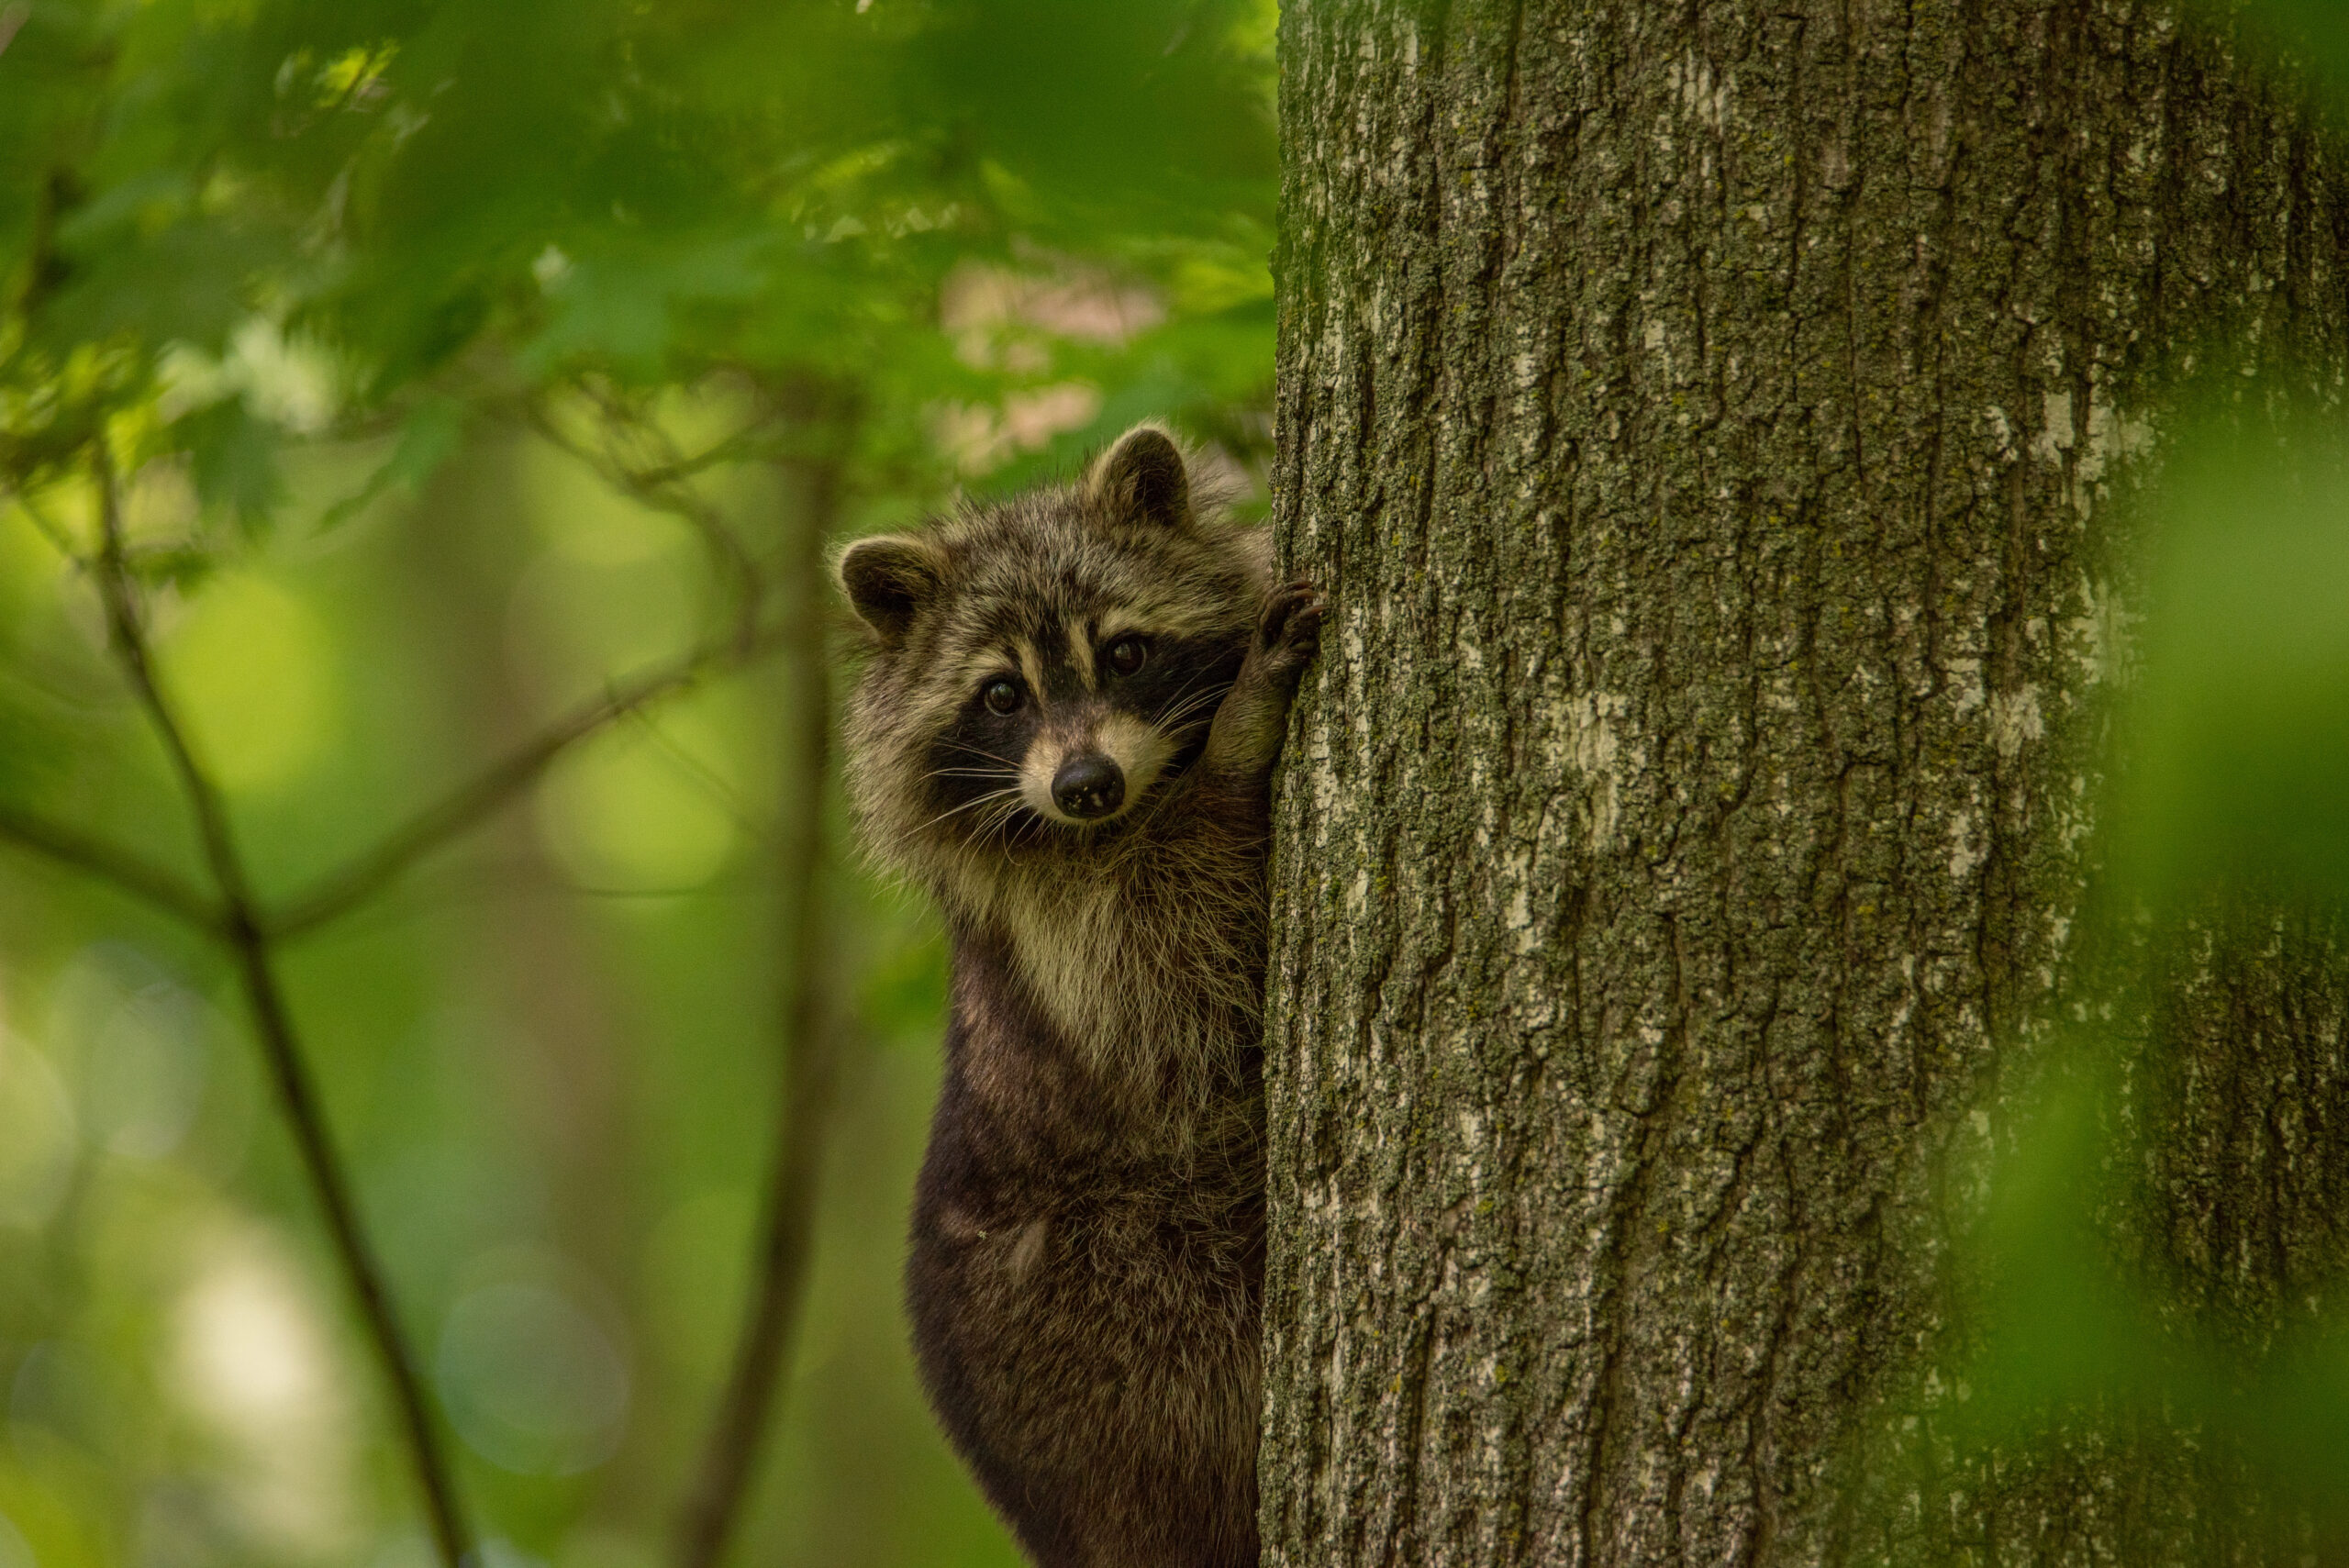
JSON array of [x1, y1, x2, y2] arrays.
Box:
[[1264, 5, 2349, 1564]]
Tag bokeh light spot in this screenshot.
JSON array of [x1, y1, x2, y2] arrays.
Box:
[[172, 1229, 357, 1553], [164, 573, 341, 794], [0, 1037, 77, 1230], [437, 1282, 630, 1475], [535, 715, 740, 891], [85, 984, 207, 1162]]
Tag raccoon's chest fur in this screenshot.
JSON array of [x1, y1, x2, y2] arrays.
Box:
[[982, 853, 1264, 1124], [943, 890, 1264, 1171]]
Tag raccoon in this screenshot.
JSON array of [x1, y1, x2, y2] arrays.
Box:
[[834, 424, 1321, 1568]]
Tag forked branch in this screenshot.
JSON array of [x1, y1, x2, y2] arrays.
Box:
[[521, 390, 767, 651], [0, 802, 220, 929], [270, 625, 785, 941], [88, 455, 476, 1568]]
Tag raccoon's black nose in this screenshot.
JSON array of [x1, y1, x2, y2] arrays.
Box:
[[1052, 755, 1125, 819]]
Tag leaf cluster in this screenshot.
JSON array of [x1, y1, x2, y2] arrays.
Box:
[[1, 0, 1278, 546]]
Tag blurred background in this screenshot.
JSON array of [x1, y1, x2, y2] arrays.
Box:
[[0, 2, 1275, 1562]]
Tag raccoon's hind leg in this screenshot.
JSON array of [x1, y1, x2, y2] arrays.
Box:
[[1199, 580, 1323, 784]]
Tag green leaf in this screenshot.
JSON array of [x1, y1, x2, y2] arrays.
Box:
[[317, 395, 464, 532], [179, 395, 283, 532]]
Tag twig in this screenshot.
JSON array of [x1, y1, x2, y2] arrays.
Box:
[[12, 489, 83, 562], [87, 453, 475, 1568], [269, 626, 785, 941], [675, 404, 852, 1568], [0, 802, 221, 929], [520, 391, 766, 654], [623, 706, 772, 846], [617, 416, 777, 489]]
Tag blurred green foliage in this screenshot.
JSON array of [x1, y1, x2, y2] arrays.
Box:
[[1939, 1055, 2349, 1535], [1870, 1, 2349, 1546], [1895, 395, 2349, 1538], [2119, 411, 2349, 901], [0, 0, 1275, 1563], [2225, 0, 2349, 112]]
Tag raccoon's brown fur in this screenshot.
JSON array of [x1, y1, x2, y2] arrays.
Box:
[[835, 425, 1321, 1568]]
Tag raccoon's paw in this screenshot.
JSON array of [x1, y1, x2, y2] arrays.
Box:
[[1254, 580, 1325, 682], [1202, 582, 1324, 780]]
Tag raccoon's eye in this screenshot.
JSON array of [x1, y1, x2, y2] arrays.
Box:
[[983, 679, 1023, 715], [1105, 636, 1149, 677]]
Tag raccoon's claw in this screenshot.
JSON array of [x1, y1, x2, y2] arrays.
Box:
[[1256, 581, 1325, 678]]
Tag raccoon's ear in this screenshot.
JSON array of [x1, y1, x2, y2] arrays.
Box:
[[835, 534, 943, 646], [1086, 422, 1191, 530]]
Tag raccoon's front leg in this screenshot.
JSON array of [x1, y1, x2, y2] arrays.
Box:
[[1199, 580, 1323, 783]]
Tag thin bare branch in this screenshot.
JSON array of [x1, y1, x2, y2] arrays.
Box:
[[621, 416, 777, 489], [519, 394, 767, 652], [524, 395, 723, 527], [676, 402, 853, 1568], [88, 452, 476, 1568], [11, 489, 83, 562], [269, 626, 785, 942], [623, 706, 772, 844], [0, 803, 221, 929]]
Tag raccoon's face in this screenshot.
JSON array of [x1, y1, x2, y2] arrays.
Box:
[[838, 424, 1266, 862], [929, 610, 1241, 833]]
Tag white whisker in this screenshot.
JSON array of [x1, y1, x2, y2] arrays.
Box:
[[1155, 684, 1231, 733], [913, 785, 1027, 836], [939, 740, 1025, 769], [1150, 669, 1236, 738]]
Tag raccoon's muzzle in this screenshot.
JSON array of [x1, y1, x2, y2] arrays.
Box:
[[1051, 754, 1124, 819]]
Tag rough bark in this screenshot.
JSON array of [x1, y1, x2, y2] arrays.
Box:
[[1264, 5, 2349, 1564]]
